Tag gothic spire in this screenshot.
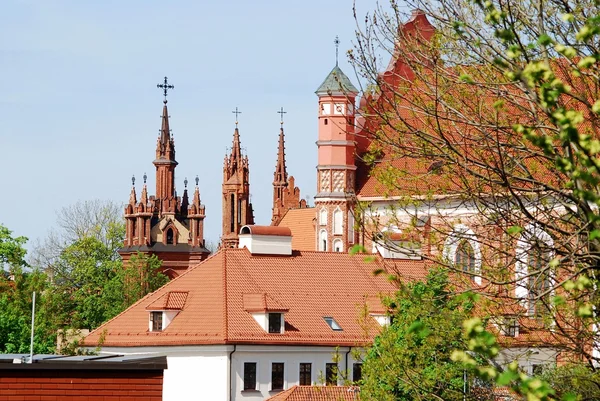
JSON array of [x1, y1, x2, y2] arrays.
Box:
[[273, 126, 287, 185]]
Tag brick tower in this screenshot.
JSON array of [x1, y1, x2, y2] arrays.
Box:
[[271, 118, 307, 226], [120, 78, 210, 278], [314, 60, 359, 252], [222, 120, 254, 248]]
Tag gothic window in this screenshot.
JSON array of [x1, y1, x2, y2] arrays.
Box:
[[238, 198, 242, 225], [527, 240, 551, 317], [166, 228, 174, 245], [333, 208, 343, 235], [230, 194, 235, 233], [319, 208, 328, 226], [455, 240, 475, 273], [319, 229, 328, 252], [333, 239, 343, 253]]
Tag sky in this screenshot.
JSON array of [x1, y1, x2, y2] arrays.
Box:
[[1, 0, 385, 252]]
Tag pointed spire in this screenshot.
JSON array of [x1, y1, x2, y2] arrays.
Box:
[[334, 35, 340, 66], [193, 176, 201, 208], [140, 179, 148, 205], [229, 126, 242, 171], [129, 175, 137, 205], [274, 126, 287, 185]]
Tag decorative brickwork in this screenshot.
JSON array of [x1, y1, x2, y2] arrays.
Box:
[[120, 98, 210, 279]]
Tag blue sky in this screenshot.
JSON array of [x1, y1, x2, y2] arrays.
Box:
[[1, 1, 384, 250]]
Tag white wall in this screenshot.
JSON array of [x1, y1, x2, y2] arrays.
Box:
[[231, 345, 364, 401], [97, 345, 231, 401]]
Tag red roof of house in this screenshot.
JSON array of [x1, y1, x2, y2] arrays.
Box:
[[267, 386, 360, 401], [83, 248, 427, 348], [277, 208, 316, 251]]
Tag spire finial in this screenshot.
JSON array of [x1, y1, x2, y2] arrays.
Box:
[[232, 107, 242, 125], [157, 76, 174, 104], [195, 175, 199, 187], [132, 174, 135, 186], [184, 177, 188, 188], [334, 36, 340, 66], [143, 172, 147, 184], [277, 107, 287, 127]]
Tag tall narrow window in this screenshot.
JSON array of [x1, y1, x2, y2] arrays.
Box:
[[319, 208, 328, 226], [333, 208, 343, 234], [352, 363, 362, 383], [455, 240, 475, 273], [150, 312, 162, 332], [238, 198, 242, 224], [325, 363, 337, 385], [319, 230, 328, 252], [230, 194, 235, 233], [271, 363, 284, 391], [243, 362, 257, 391], [299, 363, 311, 385], [528, 241, 550, 317]]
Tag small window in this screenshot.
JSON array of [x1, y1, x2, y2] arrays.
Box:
[[333, 208, 343, 234], [333, 239, 343, 253], [325, 363, 337, 385], [319, 230, 328, 252], [299, 363, 312, 385], [244, 362, 257, 391], [319, 208, 328, 225], [501, 317, 518, 337], [352, 363, 362, 383], [271, 362, 284, 390], [150, 311, 163, 332], [323, 317, 342, 331], [166, 228, 174, 245], [268, 313, 282, 334], [324, 118, 328, 125], [528, 241, 551, 317]]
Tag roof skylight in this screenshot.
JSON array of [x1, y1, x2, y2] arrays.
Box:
[[323, 317, 343, 331]]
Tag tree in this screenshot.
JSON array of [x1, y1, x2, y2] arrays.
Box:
[[0, 224, 27, 271], [360, 269, 484, 401], [349, 0, 600, 398]]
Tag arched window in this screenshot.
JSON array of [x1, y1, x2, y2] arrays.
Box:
[[347, 211, 355, 244], [319, 229, 328, 251], [333, 239, 343, 253], [319, 208, 328, 226], [333, 208, 343, 235], [515, 225, 554, 317], [443, 225, 482, 284], [455, 240, 475, 273], [166, 228, 174, 245]]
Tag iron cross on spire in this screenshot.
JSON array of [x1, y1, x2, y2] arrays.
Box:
[[334, 36, 340, 66], [232, 107, 242, 125], [277, 107, 287, 126], [157, 76, 174, 104]]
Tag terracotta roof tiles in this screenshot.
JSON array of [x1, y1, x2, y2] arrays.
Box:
[[277, 208, 316, 251], [84, 248, 426, 347], [267, 386, 360, 401]]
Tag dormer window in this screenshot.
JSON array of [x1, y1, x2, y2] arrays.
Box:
[[500, 316, 519, 337], [324, 317, 342, 331], [150, 312, 163, 332], [166, 228, 174, 244], [268, 313, 283, 334], [371, 314, 391, 327]]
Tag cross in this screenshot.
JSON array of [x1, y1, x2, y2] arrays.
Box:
[[232, 107, 242, 125], [277, 107, 287, 126], [334, 36, 340, 66], [157, 76, 174, 104]]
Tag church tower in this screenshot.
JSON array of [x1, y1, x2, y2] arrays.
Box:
[[120, 77, 210, 278], [222, 113, 254, 248], [271, 109, 307, 226], [314, 44, 359, 253]]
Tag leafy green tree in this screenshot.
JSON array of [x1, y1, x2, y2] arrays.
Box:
[[0, 224, 27, 271], [361, 269, 482, 401]]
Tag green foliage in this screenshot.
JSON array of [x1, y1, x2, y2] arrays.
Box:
[[0, 225, 28, 270], [360, 269, 479, 401], [540, 364, 600, 401]]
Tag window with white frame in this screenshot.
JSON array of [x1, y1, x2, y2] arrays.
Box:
[[268, 313, 283, 334], [319, 229, 328, 251], [150, 311, 163, 332], [271, 362, 284, 390], [333, 208, 343, 235], [319, 208, 328, 226], [443, 225, 482, 284], [333, 239, 343, 252], [321, 103, 331, 115], [515, 225, 554, 317]]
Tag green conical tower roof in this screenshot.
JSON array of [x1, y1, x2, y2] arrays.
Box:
[[315, 65, 358, 95]]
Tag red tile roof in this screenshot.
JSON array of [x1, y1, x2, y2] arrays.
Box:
[[146, 291, 188, 310], [267, 386, 360, 401], [83, 248, 427, 348], [243, 293, 289, 312], [277, 208, 316, 251], [241, 225, 292, 236]]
